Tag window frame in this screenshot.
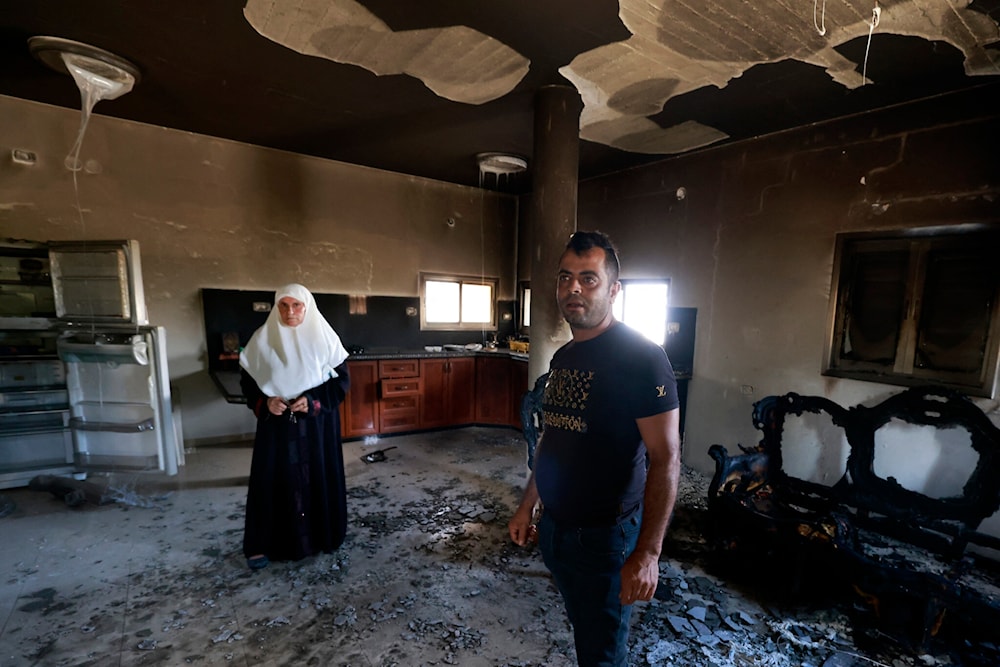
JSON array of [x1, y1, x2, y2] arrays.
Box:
[[419, 272, 499, 332], [822, 224, 1000, 398]]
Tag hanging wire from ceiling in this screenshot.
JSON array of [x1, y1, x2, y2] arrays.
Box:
[[475, 153, 526, 345], [813, 0, 827, 36], [27, 36, 141, 340], [810, 0, 881, 87], [862, 2, 882, 86], [28, 37, 140, 172]]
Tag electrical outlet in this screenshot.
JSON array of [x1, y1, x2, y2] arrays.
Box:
[[11, 149, 37, 165], [740, 384, 754, 395]]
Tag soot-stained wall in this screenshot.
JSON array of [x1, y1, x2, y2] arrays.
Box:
[[0, 94, 517, 442], [567, 85, 999, 492]]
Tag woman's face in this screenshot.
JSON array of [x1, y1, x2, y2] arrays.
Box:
[[276, 296, 306, 327]]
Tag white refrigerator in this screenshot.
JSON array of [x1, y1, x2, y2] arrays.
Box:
[[0, 239, 182, 488]]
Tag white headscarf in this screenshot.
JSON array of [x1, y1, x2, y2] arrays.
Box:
[[239, 284, 349, 399]]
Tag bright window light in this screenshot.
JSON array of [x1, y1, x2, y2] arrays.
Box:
[[425, 280, 460, 323], [462, 283, 493, 323], [421, 274, 498, 331], [613, 281, 669, 345]]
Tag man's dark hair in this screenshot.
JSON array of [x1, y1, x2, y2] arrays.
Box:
[[565, 230, 620, 282]]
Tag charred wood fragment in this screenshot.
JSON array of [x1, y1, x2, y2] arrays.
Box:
[[28, 475, 114, 507]]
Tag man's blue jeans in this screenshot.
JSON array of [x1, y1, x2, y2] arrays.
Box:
[[538, 507, 643, 667]]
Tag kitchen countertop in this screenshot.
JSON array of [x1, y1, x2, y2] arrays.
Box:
[[211, 349, 685, 404], [348, 348, 529, 361]]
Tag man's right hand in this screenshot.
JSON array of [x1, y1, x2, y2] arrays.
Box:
[[508, 506, 538, 546]]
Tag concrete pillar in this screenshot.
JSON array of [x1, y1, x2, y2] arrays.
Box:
[[526, 85, 583, 386]]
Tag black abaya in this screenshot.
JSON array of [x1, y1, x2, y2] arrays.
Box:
[[240, 363, 350, 561]]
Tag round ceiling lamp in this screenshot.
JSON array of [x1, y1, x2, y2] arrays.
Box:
[[476, 152, 528, 176], [27, 36, 141, 171], [29, 36, 141, 90]]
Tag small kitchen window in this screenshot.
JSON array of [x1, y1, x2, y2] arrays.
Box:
[[612, 279, 670, 345], [420, 273, 498, 331], [823, 225, 1000, 398]]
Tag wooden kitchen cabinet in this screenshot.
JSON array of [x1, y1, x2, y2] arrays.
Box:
[[475, 356, 512, 426], [379, 359, 419, 378], [419, 357, 475, 429], [341, 354, 527, 439], [379, 376, 420, 432], [476, 356, 530, 428], [342, 360, 378, 438], [377, 360, 420, 433]]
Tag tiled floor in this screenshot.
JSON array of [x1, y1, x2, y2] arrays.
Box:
[[0, 427, 986, 666]]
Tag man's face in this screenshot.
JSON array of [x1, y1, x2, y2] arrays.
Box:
[[556, 247, 620, 330], [277, 296, 306, 327]]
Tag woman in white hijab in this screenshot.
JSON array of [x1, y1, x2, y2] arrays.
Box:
[[239, 284, 351, 570]]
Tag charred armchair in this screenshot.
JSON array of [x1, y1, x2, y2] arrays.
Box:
[[707, 386, 1000, 648]]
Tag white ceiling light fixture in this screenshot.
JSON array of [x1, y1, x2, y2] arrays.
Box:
[[28, 36, 140, 171], [476, 152, 528, 176]]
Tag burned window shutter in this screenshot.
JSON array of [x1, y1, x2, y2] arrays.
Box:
[[915, 243, 996, 375], [841, 244, 909, 365], [824, 227, 1000, 398]]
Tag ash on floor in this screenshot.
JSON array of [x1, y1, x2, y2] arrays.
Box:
[[0, 427, 988, 666]]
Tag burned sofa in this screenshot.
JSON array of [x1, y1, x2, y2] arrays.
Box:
[[707, 385, 1000, 648]]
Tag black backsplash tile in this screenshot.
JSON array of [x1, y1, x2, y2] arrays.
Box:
[[202, 288, 516, 371]]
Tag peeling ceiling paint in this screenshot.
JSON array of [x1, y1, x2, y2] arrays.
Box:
[[244, 0, 530, 105], [244, 0, 1000, 159], [1, 0, 997, 191], [564, 0, 1000, 154]]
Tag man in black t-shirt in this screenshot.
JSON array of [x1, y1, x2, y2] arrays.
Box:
[[509, 231, 681, 667]]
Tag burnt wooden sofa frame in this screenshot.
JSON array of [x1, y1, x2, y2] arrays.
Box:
[[707, 385, 1000, 648]]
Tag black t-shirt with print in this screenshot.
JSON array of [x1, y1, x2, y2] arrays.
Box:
[[535, 322, 679, 525]]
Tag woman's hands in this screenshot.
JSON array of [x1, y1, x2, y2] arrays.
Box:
[[266, 396, 308, 415]]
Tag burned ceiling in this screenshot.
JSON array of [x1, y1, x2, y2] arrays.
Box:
[[0, 0, 998, 193]]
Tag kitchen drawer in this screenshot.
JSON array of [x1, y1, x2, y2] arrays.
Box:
[[0, 360, 65, 389], [0, 428, 73, 471], [379, 359, 419, 378], [381, 394, 418, 413], [381, 377, 420, 397], [0, 409, 69, 433], [379, 407, 419, 432], [0, 388, 68, 411]]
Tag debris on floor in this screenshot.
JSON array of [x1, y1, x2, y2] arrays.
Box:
[[0, 493, 14, 518], [1, 428, 994, 665], [25, 473, 171, 509], [26, 474, 113, 507], [360, 446, 398, 463]]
